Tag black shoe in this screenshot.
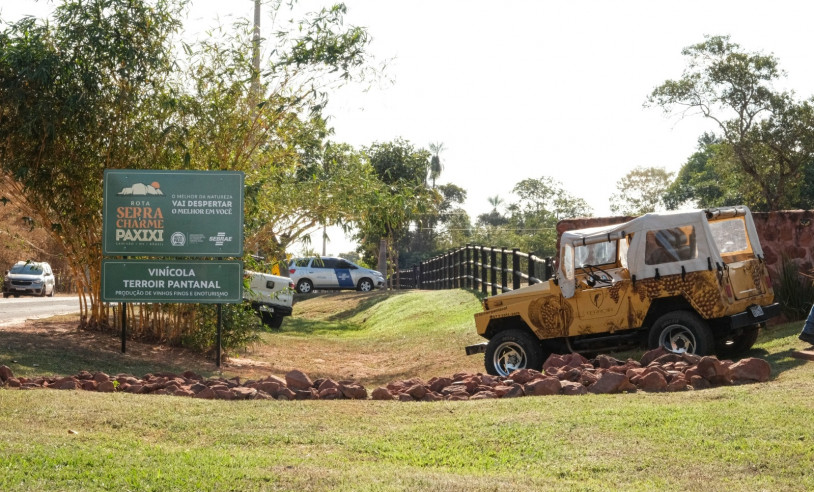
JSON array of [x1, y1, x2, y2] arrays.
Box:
[[799, 332, 814, 346]]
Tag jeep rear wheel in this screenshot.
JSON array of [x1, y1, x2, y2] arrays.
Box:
[[484, 329, 545, 377], [296, 279, 313, 294], [648, 311, 714, 356], [357, 278, 373, 292], [716, 326, 760, 358]]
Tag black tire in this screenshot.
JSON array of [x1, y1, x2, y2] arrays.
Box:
[[48, 286, 54, 297], [648, 310, 714, 356], [716, 326, 760, 358], [296, 279, 313, 294], [484, 329, 545, 377], [260, 312, 284, 330], [2, 293, 9, 299], [357, 278, 374, 292], [39, 287, 46, 297]]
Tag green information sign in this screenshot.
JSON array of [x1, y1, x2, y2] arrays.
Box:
[[102, 169, 244, 256], [101, 260, 243, 304]]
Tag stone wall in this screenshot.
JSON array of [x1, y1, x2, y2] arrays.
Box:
[[557, 210, 814, 283]]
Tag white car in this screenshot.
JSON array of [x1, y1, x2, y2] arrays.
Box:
[[3, 261, 55, 298], [288, 257, 385, 294], [243, 270, 294, 329]]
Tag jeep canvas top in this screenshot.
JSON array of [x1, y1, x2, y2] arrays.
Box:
[[468, 206, 780, 377]]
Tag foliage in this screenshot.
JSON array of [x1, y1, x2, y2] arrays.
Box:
[[609, 166, 674, 215], [428, 141, 445, 188], [648, 35, 814, 211], [773, 255, 814, 321], [474, 177, 592, 257], [0, 0, 187, 326]]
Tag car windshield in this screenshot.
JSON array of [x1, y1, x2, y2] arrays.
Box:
[[10, 263, 43, 274]]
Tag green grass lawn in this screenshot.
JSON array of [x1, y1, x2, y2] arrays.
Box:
[[1, 289, 814, 491]]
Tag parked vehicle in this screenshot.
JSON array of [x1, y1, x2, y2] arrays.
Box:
[[3, 261, 55, 298], [288, 256, 385, 294], [243, 270, 294, 329], [466, 206, 780, 377]]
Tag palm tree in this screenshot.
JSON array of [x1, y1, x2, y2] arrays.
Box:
[[487, 194, 504, 211], [428, 141, 445, 188]]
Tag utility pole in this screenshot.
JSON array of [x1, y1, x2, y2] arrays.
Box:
[[249, 0, 261, 106]]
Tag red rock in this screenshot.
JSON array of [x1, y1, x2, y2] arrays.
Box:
[[0, 365, 12, 382], [285, 370, 313, 390], [371, 387, 394, 400], [232, 387, 257, 399], [640, 347, 668, 366], [215, 389, 234, 400], [690, 375, 711, 390], [255, 381, 281, 395], [501, 383, 525, 398], [666, 375, 689, 392], [508, 368, 542, 384], [97, 381, 116, 392], [638, 371, 668, 392], [340, 383, 368, 400], [397, 393, 415, 402], [317, 379, 339, 391], [428, 377, 452, 393], [406, 384, 427, 400], [524, 377, 561, 396], [80, 380, 98, 391], [560, 381, 587, 395], [697, 356, 732, 384], [588, 371, 627, 394], [319, 387, 343, 399], [276, 387, 296, 400], [195, 387, 216, 399], [6, 378, 21, 388], [730, 358, 771, 383], [470, 391, 498, 399], [421, 392, 443, 402]]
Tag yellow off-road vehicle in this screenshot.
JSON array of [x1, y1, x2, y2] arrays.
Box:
[[467, 206, 780, 377]]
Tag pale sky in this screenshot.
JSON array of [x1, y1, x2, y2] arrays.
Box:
[[4, 0, 814, 256]]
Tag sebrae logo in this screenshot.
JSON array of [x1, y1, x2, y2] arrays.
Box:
[[115, 181, 165, 243]]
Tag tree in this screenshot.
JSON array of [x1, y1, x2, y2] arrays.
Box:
[[663, 133, 746, 209], [648, 35, 814, 211], [428, 141, 445, 188], [0, 0, 187, 327], [609, 166, 674, 215]]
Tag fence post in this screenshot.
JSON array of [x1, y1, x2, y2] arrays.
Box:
[[418, 261, 424, 289], [528, 252, 535, 285], [444, 252, 451, 289], [454, 249, 460, 289], [512, 248, 521, 290], [480, 247, 488, 295], [500, 247, 507, 292], [490, 247, 497, 296], [545, 257, 553, 281], [465, 245, 472, 290]]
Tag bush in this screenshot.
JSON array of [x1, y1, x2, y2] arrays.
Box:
[[774, 255, 814, 321]]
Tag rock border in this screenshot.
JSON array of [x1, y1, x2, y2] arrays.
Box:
[[0, 348, 771, 401]]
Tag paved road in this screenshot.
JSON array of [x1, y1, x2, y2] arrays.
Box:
[[0, 295, 81, 327]]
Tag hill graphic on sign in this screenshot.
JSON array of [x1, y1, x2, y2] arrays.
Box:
[[117, 182, 163, 196]]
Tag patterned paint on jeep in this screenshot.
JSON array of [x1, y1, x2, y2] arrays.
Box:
[[529, 295, 572, 338]]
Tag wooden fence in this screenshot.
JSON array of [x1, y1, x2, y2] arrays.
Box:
[[396, 244, 554, 295]]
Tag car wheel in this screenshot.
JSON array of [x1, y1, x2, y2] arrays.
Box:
[[357, 278, 373, 292], [484, 329, 545, 377], [2, 293, 9, 298], [716, 326, 760, 358], [39, 287, 46, 297], [48, 286, 55, 297], [260, 312, 284, 330], [296, 279, 313, 294], [648, 311, 714, 356]]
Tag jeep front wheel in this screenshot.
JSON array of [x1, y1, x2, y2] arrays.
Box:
[[484, 329, 545, 377], [648, 311, 714, 356]]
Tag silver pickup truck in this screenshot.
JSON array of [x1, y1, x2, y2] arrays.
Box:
[[243, 270, 294, 329]]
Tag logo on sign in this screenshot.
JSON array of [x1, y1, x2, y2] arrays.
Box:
[[170, 232, 186, 246], [209, 232, 232, 246]]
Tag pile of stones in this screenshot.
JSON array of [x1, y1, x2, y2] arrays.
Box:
[[0, 347, 771, 401]]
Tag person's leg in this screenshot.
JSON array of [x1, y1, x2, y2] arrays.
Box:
[[799, 303, 814, 344]]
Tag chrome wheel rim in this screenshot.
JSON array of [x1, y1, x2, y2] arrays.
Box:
[[493, 341, 527, 377]]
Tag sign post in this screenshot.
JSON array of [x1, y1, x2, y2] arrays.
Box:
[[101, 169, 244, 367]]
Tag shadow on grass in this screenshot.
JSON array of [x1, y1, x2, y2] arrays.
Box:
[[0, 323, 221, 379]]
